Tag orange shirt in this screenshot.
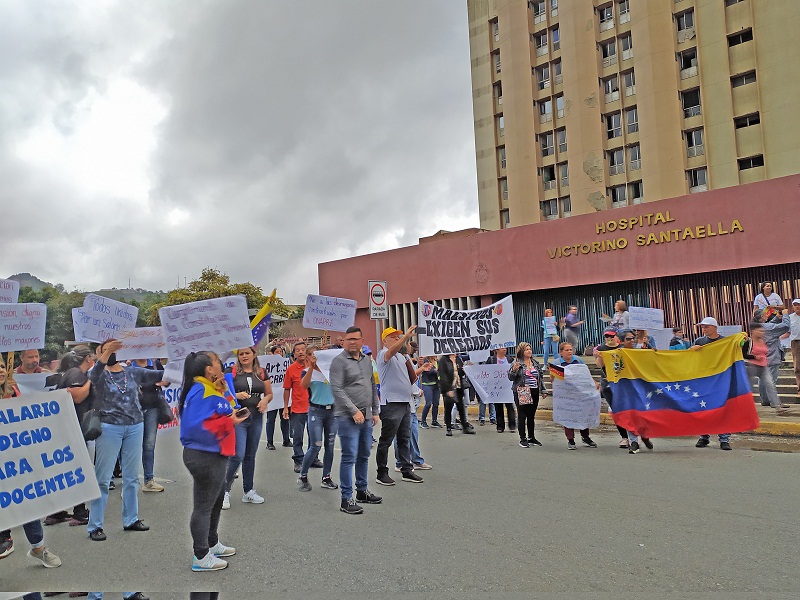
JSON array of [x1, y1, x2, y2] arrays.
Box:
[[283, 361, 309, 413]]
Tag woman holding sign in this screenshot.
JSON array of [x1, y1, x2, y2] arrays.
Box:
[[508, 343, 544, 448], [437, 354, 474, 437]]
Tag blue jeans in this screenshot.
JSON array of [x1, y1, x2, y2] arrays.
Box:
[[265, 408, 290, 445], [543, 337, 559, 365], [225, 410, 264, 493], [290, 412, 308, 463], [700, 433, 731, 443], [336, 415, 373, 500], [300, 404, 336, 477], [395, 410, 424, 467], [88, 421, 144, 533], [142, 407, 159, 482], [420, 384, 440, 424], [0, 519, 44, 548], [478, 400, 496, 422]]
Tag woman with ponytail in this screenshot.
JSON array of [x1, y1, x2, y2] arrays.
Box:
[[179, 351, 247, 572]]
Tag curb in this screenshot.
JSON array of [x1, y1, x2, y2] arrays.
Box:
[[462, 405, 800, 438]]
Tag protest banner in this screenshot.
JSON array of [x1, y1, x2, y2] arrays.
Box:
[[0, 390, 100, 531], [12, 373, 53, 395], [302, 295, 357, 332], [0, 278, 20, 304], [463, 364, 514, 404], [160, 382, 182, 431], [628, 306, 665, 330], [649, 328, 675, 351], [0, 303, 47, 352], [417, 296, 516, 356], [258, 354, 292, 411], [717, 325, 743, 337], [552, 363, 602, 430], [115, 327, 168, 360], [158, 295, 254, 362], [72, 294, 138, 344]]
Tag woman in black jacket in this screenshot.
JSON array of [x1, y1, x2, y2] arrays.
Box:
[[437, 354, 475, 437]]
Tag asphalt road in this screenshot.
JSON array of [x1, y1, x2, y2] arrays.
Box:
[[3, 419, 799, 598]]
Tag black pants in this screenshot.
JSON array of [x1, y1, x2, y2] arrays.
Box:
[[517, 394, 539, 442], [601, 381, 628, 439], [376, 402, 412, 475], [265, 408, 290, 445], [495, 401, 517, 432], [183, 447, 227, 560], [443, 389, 468, 430]]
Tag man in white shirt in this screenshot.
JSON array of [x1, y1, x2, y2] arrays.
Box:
[[790, 299, 800, 397]]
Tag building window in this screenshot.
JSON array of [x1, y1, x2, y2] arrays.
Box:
[[731, 71, 757, 88], [728, 29, 753, 47], [629, 180, 643, 204], [559, 162, 569, 187], [556, 94, 565, 118], [688, 167, 708, 192], [681, 88, 701, 118], [536, 65, 550, 90], [560, 195, 571, 215], [500, 178, 508, 199], [541, 199, 559, 219], [491, 19, 499, 42], [603, 75, 620, 102], [557, 128, 567, 152], [498, 115, 505, 137], [553, 60, 562, 84], [606, 112, 622, 139], [626, 106, 638, 133], [738, 155, 764, 170], [618, 0, 630, 23], [494, 52, 501, 73], [620, 34, 633, 60], [539, 99, 553, 123], [686, 129, 704, 157], [499, 146, 506, 169], [500, 208, 510, 229], [609, 185, 627, 207], [725, 0, 744, 5], [676, 10, 694, 32], [601, 39, 617, 67], [623, 70, 636, 95], [541, 165, 556, 190], [552, 26, 560, 51], [535, 32, 548, 56], [540, 132, 554, 156], [598, 5, 614, 31], [531, 0, 546, 23], [494, 82, 503, 105], [679, 48, 698, 79], [734, 112, 760, 129], [628, 144, 641, 170], [551, 0, 558, 17], [608, 148, 625, 175]]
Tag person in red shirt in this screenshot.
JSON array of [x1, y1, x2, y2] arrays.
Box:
[[16, 349, 44, 374], [283, 341, 318, 472]]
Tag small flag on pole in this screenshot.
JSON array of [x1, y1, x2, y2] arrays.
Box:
[[250, 289, 277, 346]]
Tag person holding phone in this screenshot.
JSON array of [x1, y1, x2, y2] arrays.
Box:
[[222, 347, 272, 509], [179, 351, 248, 572]]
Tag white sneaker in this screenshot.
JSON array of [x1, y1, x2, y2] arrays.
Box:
[[27, 547, 62, 568], [221, 492, 231, 510], [192, 552, 228, 572], [209, 541, 236, 557], [242, 489, 265, 504]]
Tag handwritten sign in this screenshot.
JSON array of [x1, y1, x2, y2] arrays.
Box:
[[717, 325, 743, 337], [552, 363, 601, 429], [544, 316, 558, 335], [258, 354, 292, 411], [0, 279, 20, 303], [628, 306, 665, 330], [158, 295, 254, 362], [115, 327, 168, 360], [72, 294, 138, 343], [417, 296, 516, 355], [463, 364, 514, 404], [649, 328, 674, 352], [0, 303, 47, 352], [0, 390, 100, 531], [303, 295, 357, 332]]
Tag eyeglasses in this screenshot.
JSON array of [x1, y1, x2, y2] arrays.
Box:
[[604, 333, 615, 338], [623, 337, 634, 341]]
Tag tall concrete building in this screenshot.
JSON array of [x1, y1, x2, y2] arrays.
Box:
[[468, 0, 800, 230]]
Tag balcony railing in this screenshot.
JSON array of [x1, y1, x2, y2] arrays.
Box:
[[561, 177, 569, 187], [540, 113, 553, 123], [602, 55, 618, 67], [554, 73, 563, 84], [631, 195, 643, 204], [534, 12, 547, 24], [609, 164, 625, 175], [684, 105, 701, 118], [600, 19, 615, 32], [620, 12, 630, 24], [557, 108, 565, 118], [605, 90, 620, 103], [622, 48, 633, 61], [687, 145, 705, 158], [543, 180, 556, 190], [630, 159, 641, 170], [539, 79, 550, 90], [680, 66, 698, 79], [625, 85, 636, 96], [536, 45, 548, 56], [558, 142, 567, 152], [689, 184, 708, 193]]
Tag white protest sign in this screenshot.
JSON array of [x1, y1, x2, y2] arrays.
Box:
[[0, 303, 47, 352], [158, 295, 254, 362], [463, 364, 514, 404], [544, 316, 558, 335], [628, 306, 665, 330], [258, 354, 292, 411], [303, 295, 357, 332], [468, 349, 490, 364], [159, 382, 181, 432], [649, 328, 674, 352], [0, 390, 100, 531], [311, 349, 344, 383], [115, 327, 168, 360], [718, 325, 743, 337], [417, 296, 516, 356], [72, 294, 138, 343], [12, 373, 53, 395], [552, 363, 601, 429], [0, 279, 20, 303]]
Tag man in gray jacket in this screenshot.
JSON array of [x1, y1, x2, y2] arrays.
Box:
[[329, 326, 383, 514]]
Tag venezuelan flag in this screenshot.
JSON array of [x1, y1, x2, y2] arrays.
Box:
[[599, 334, 759, 438], [250, 289, 277, 346]]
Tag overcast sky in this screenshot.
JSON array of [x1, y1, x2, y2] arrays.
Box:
[[0, 0, 478, 304]]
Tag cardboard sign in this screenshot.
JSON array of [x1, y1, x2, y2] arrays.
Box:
[[0, 279, 20, 304], [0, 390, 100, 531], [628, 306, 665, 330], [302, 295, 357, 332], [552, 363, 602, 429], [115, 327, 168, 360], [158, 296, 254, 361], [463, 363, 515, 404], [0, 303, 47, 352], [258, 354, 292, 411], [72, 294, 138, 343]]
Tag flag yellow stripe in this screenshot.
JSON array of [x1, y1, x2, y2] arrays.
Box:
[[250, 288, 277, 328]]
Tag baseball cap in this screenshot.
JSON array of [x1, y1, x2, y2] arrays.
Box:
[[792, 299, 800, 305], [698, 317, 719, 327], [361, 345, 372, 355], [603, 328, 617, 337], [381, 327, 402, 340]]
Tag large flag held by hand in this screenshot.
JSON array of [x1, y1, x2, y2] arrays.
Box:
[[599, 334, 759, 438], [251, 289, 277, 346]]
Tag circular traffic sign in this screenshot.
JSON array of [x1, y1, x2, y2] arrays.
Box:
[[370, 282, 386, 306]]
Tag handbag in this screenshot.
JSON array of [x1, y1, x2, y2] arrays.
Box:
[[81, 409, 102, 441], [517, 384, 533, 405], [156, 392, 176, 425]]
